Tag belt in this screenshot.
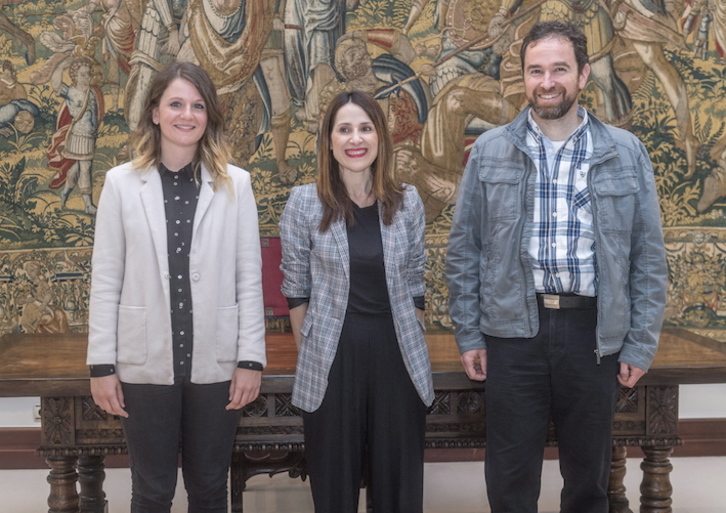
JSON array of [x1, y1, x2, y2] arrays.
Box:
[[537, 293, 597, 310]]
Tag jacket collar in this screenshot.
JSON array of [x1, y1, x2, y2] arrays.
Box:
[[139, 163, 216, 277], [504, 106, 619, 165]]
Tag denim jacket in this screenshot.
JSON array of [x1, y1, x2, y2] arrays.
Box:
[[445, 108, 667, 372]]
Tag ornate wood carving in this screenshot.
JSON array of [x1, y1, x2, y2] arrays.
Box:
[[31, 387, 684, 512], [647, 386, 679, 436], [230, 451, 306, 513], [274, 393, 299, 417], [616, 387, 639, 414], [456, 390, 484, 415], [77, 455, 107, 513], [640, 446, 674, 513], [242, 395, 268, 417], [429, 391, 451, 415], [80, 397, 109, 422], [608, 445, 633, 513], [41, 397, 74, 446], [46, 454, 80, 513]]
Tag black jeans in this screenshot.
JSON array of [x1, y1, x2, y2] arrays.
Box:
[[484, 304, 620, 513], [121, 379, 241, 513]]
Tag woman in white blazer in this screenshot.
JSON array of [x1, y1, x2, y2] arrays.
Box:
[[280, 91, 434, 513], [87, 62, 265, 513]]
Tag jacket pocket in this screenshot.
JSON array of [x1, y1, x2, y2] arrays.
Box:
[[478, 165, 523, 220], [300, 306, 314, 337], [591, 167, 639, 233], [216, 305, 239, 362], [117, 305, 147, 365]]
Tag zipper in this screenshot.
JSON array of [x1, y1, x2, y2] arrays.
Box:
[[588, 156, 603, 367]]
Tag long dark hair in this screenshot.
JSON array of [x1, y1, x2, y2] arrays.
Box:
[[317, 90, 402, 232]]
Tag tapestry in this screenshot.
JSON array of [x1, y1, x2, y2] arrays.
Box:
[[0, 0, 724, 341]]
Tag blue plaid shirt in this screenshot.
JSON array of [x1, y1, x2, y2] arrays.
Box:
[[526, 107, 597, 296]]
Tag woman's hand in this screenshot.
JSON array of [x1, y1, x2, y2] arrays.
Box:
[[90, 374, 129, 417], [226, 368, 262, 410]]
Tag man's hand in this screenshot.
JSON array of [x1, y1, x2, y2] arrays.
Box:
[[617, 362, 646, 388], [227, 368, 262, 410], [90, 374, 128, 418], [461, 349, 487, 381]]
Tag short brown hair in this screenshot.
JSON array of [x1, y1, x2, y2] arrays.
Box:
[[521, 20, 589, 75]]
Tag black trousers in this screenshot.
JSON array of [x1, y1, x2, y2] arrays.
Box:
[[303, 312, 427, 513], [121, 379, 241, 513], [484, 304, 620, 513]]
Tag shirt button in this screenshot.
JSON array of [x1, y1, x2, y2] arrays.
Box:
[[551, 243, 556, 248], [552, 179, 557, 184], [191, 273, 200, 281], [164, 273, 171, 279], [552, 212, 557, 218]]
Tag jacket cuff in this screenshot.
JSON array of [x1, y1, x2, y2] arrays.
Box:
[[89, 364, 116, 377], [238, 361, 264, 371]]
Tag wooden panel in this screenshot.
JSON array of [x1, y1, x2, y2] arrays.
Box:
[[7, 421, 724, 470]]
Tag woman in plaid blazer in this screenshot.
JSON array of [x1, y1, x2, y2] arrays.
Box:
[[280, 91, 434, 513]]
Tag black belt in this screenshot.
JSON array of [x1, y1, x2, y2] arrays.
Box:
[[537, 293, 597, 310]]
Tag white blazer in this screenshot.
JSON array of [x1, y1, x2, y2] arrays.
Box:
[[87, 162, 266, 385]]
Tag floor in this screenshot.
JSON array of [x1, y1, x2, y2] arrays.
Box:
[[1, 457, 724, 512]]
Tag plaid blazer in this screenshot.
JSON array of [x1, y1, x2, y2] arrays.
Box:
[[280, 183, 434, 412]]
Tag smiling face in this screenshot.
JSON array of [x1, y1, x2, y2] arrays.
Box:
[[330, 101, 379, 177], [152, 78, 208, 162], [523, 36, 590, 123]]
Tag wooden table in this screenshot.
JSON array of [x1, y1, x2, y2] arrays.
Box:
[[1, 328, 725, 513]]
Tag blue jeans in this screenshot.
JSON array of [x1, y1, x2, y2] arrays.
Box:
[[121, 379, 241, 513], [484, 304, 619, 513]]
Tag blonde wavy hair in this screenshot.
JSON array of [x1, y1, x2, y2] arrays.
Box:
[[131, 61, 232, 191]]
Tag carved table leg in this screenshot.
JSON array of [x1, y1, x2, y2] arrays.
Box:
[[78, 455, 108, 513], [640, 445, 674, 513], [608, 445, 633, 513], [46, 454, 80, 513]]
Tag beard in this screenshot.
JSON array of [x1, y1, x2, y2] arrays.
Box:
[[528, 87, 578, 120]]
